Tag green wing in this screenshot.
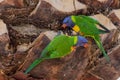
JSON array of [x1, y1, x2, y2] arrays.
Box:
[[40, 35, 76, 59], [71, 15, 110, 61], [80, 15, 110, 34], [71, 15, 100, 35], [79, 15, 99, 24], [25, 35, 76, 74]]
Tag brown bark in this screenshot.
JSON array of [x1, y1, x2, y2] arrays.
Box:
[[108, 9, 120, 29], [0, 0, 119, 29], [87, 45, 120, 80], [78, 0, 120, 11]]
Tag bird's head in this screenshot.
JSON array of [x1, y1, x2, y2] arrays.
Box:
[[61, 16, 75, 29], [76, 36, 88, 48]]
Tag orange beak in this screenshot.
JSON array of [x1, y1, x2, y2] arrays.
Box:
[[83, 43, 89, 48], [61, 24, 67, 29]]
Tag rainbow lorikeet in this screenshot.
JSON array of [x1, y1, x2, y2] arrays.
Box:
[[25, 34, 88, 74], [61, 15, 110, 61]]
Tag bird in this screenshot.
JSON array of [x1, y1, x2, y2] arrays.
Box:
[[61, 15, 110, 61], [25, 34, 88, 74]]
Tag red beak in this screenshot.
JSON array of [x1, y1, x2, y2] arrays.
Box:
[[83, 43, 89, 48], [61, 24, 67, 29]]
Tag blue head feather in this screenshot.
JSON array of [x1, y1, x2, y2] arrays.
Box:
[[76, 36, 88, 47], [63, 16, 75, 28]]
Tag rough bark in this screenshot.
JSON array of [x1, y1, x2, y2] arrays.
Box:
[[0, 19, 10, 55], [78, 0, 120, 13], [108, 9, 120, 30], [86, 45, 120, 80]]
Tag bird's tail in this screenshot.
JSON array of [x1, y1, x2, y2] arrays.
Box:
[[98, 23, 110, 33], [24, 58, 44, 74], [94, 36, 110, 62]]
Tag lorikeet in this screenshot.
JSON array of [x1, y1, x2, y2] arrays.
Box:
[[61, 15, 110, 61], [25, 35, 88, 74]]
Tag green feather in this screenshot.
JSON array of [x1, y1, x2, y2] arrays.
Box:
[[40, 35, 76, 59], [25, 35, 77, 74], [98, 29, 109, 34], [25, 58, 44, 74], [79, 15, 99, 24], [78, 15, 110, 34], [71, 15, 110, 61], [93, 35, 110, 61], [71, 15, 100, 35]]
